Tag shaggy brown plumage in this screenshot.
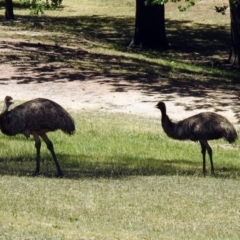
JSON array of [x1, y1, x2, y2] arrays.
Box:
[[0, 96, 75, 176], [156, 101, 237, 175]]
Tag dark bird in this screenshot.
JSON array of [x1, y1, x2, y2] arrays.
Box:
[[156, 101, 237, 176], [0, 96, 75, 177]]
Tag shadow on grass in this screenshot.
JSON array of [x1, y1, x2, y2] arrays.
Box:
[[0, 153, 239, 179]]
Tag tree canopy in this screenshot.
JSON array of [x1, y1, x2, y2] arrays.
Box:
[[19, 0, 62, 14]]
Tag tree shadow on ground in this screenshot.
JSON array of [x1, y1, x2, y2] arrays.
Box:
[[0, 154, 239, 179], [0, 14, 240, 120], [1, 14, 233, 66]]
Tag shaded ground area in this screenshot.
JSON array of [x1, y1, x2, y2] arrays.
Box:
[[0, 6, 239, 124], [0, 37, 239, 125]]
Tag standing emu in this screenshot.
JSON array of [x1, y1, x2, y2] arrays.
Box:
[[0, 96, 75, 177], [156, 101, 237, 176]]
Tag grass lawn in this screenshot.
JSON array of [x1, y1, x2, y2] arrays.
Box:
[[0, 112, 239, 239], [0, 0, 240, 239], [1, 175, 240, 239]]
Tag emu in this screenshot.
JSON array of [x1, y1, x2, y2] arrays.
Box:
[[0, 96, 75, 177], [156, 101, 237, 176]]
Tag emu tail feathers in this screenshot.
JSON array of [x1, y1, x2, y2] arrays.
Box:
[[61, 115, 75, 135], [224, 125, 237, 143]]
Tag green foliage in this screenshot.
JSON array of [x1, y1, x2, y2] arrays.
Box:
[[215, 5, 228, 15], [146, 0, 232, 13], [230, 0, 240, 6], [177, 0, 196, 11], [145, 0, 196, 11], [145, 0, 166, 5], [19, 0, 62, 15]]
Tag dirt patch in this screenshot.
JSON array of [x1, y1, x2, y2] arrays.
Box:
[[0, 62, 239, 125], [0, 39, 239, 127]]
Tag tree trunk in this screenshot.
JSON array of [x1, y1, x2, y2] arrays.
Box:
[[229, 0, 240, 66], [130, 0, 169, 50], [5, 0, 14, 20]]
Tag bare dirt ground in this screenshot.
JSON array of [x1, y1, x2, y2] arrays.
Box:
[[0, 61, 239, 125], [0, 39, 239, 126]]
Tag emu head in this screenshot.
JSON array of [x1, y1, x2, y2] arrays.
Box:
[[155, 102, 166, 111], [5, 96, 14, 107], [2, 96, 14, 113]]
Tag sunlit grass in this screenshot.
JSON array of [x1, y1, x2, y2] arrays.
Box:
[[0, 112, 239, 239], [0, 111, 239, 178], [0, 175, 240, 239], [0, 1, 239, 237]]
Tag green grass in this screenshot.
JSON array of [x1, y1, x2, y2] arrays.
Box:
[[1, 175, 240, 239], [0, 111, 239, 178], [0, 0, 240, 238], [0, 112, 239, 239]]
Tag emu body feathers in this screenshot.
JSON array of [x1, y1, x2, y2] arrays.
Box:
[[156, 101, 237, 175], [0, 97, 237, 177], [162, 112, 236, 142], [0, 96, 75, 176]]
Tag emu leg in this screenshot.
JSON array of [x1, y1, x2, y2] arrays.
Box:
[[205, 141, 214, 174], [33, 133, 41, 175], [200, 140, 214, 175], [41, 133, 64, 177], [200, 141, 206, 176]]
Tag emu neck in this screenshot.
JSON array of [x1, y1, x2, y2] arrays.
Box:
[[2, 103, 8, 114], [160, 107, 167, 124], [159, 108, 176, 139], [161, 113, 174, 127]]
